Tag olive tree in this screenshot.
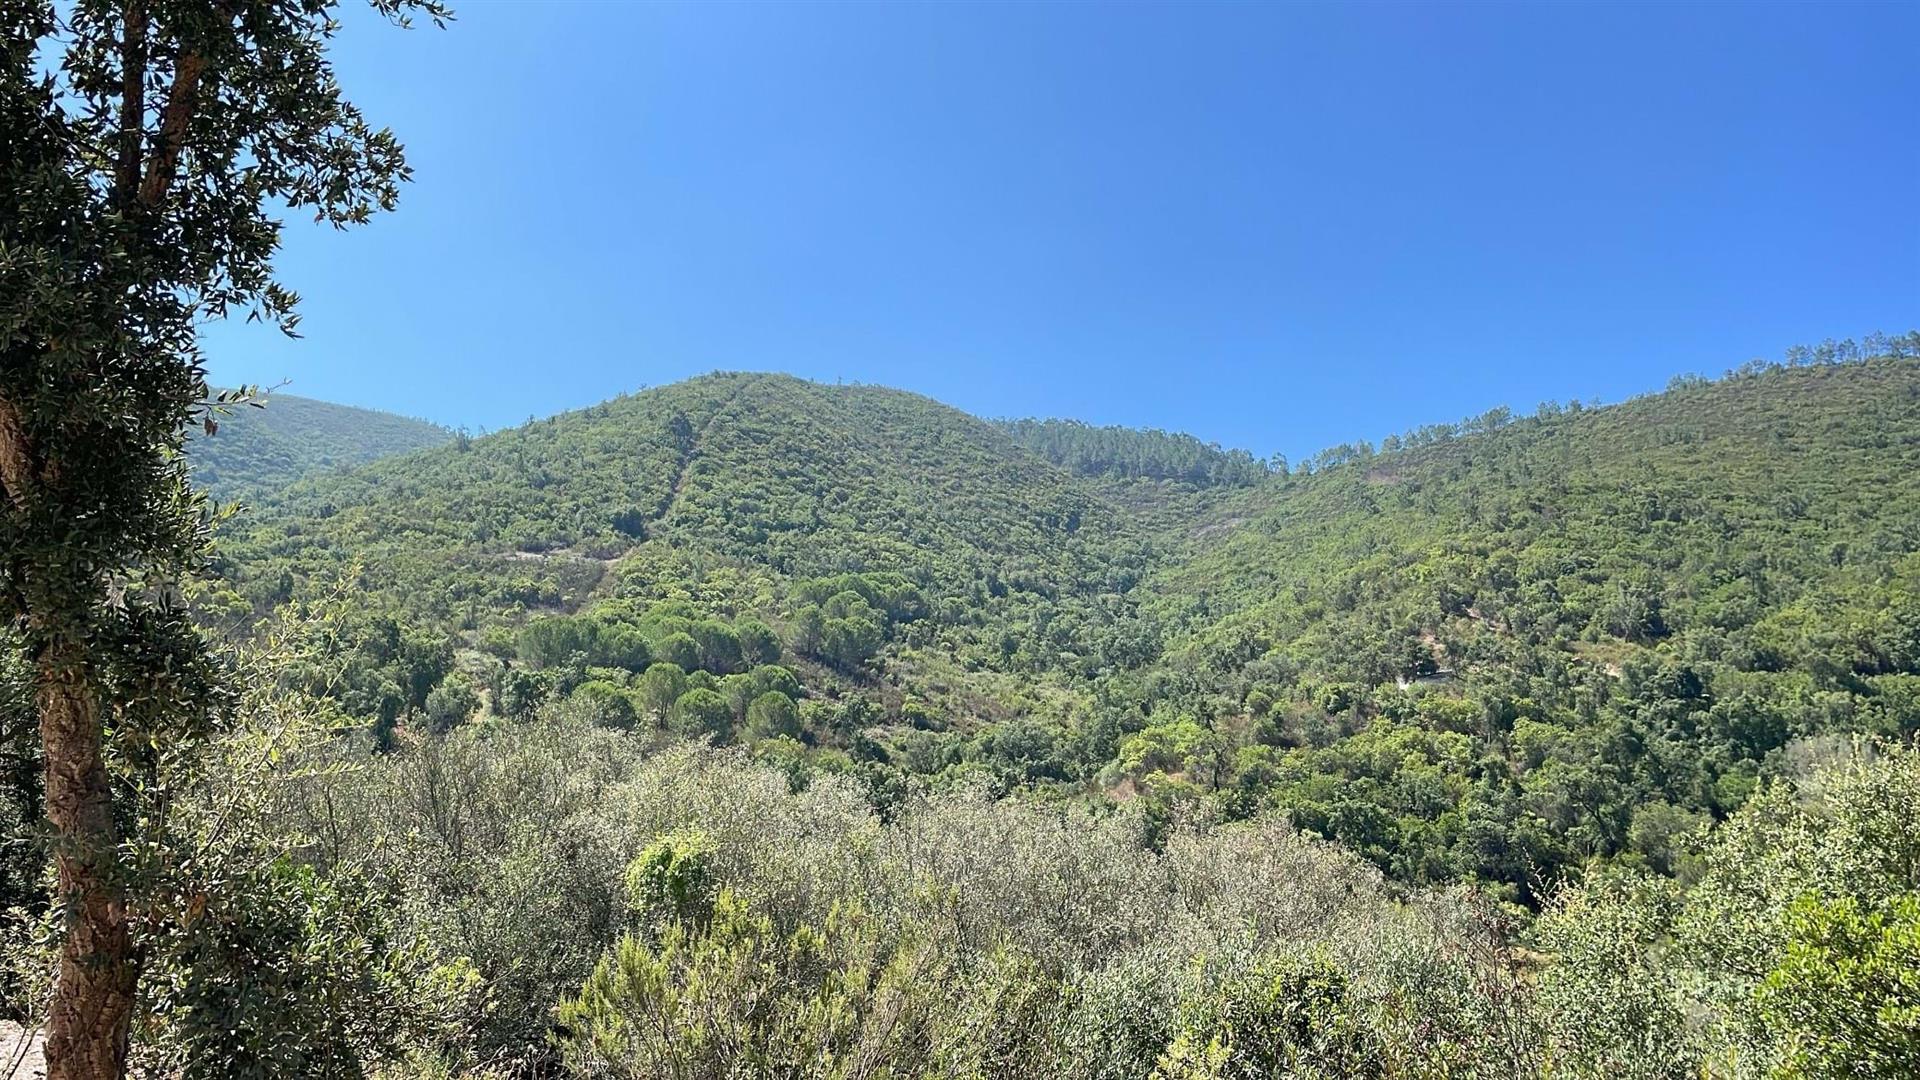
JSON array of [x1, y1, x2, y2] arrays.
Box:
[[0, 2, 443, 1075]]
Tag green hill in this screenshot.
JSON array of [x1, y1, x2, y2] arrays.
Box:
[[1121, 354, 1920, 895], [187, 390, 450, 498], [210, 373, 1160, 749], [208, 350, 1920, 901], [220, 372, 1141, 613], [991, 416, 1275, 534]]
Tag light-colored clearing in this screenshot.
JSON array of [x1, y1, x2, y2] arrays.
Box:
[[0, 1022, 44, 1080]]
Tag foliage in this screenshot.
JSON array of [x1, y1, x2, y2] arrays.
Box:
[[207, 350, 1920, 910], [669, 688, 732, 741], [126, 341, 1920, 1072], [219, 692, 1920, 1079], [2, 599, 474, 1077], [624, 833, 719, 931], [557, 892, 949, 1078], [188, 392, 448, 501], [284, 721, 1549, 1076], [1535, 744, 1920, 1078], [23, 0, 1918, 1071], [1151, 954, 1381, 1080], [1133, 347, 1920, 899], [2, 0, 447, 1071], [746, 692, 801, 741], [1756, 893, 1920, 1079], [995, 418, 1272, 487]]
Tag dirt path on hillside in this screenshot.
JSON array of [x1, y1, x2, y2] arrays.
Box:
[[655, 382, 751, 525]]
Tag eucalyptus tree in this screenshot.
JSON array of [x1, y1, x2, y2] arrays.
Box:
[[0, 1, 444, 1075]]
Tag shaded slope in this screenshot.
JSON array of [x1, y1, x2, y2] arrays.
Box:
[[188, 391, 449, 498]]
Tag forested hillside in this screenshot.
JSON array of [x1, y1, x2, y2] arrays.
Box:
[[208, 372, 1155, 756], [187, 391, 450, 498], [994, 417, 1272, 487], [1120, 353, 1920, 898], [201, 349, 1920, 909], [10, 0, 1907, 1071], [11, 343, 1918, 1076]]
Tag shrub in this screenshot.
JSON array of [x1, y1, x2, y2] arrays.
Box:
[[670, 688, 733, 741], [1756, 893, 1920, 1079], [625, 832, 719, 931], [1152, 954, 1383, 1080], [654, 631, 700, 671], [566, 680, 639, 730], [745, 692, 800, 741]]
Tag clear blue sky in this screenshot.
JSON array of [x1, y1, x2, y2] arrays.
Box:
[[202, 0, 1919, 462]]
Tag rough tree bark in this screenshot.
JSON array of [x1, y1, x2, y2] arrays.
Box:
[[0, 399, 137, 1080], [10, 4, 208, 1071], [36, 645, 133, 1080]]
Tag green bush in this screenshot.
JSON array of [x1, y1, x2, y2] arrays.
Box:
[[670, 688, 733, 741], [624, 832, 718, 930], [745, 691, 800, 740], [654, 631, 700, 671], [632, 663, 686, 725], [1152, 955, 1383, 1080], [1537, 745, 1920, 1078], [1756, 893, 1920, 1079], [422, 671, 480, 733], [568, 680, 638, 730], [557, 893, 914, 1077]]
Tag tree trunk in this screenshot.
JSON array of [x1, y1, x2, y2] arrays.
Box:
[[0, 404, 135, 1080], [38, 640, 135, 1080]]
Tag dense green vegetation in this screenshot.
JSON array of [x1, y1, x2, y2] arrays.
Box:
[[11, 337, 1920, 1077], [3, 0, 1909, 1068], [40, 690, 1914, 1077], [1, 0, 451, 1071], [1124, 349, 1920, 900], [187, 392, 451, 500], [205, 346, 1920, 903], [994, 417, 1273, 487], [203, 372, 1155, 782]]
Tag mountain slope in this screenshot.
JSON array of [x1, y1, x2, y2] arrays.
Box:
[[1156, 357, 1920, 685], [210, 373, 1158, 746], [222, 372, 1143, 612], [1116, 355, 1920, 895], [991, 416, 1277, 535], [188, 391, 449, 498], [993, 417, 1272, 487], [207, 351, 1920, 902]]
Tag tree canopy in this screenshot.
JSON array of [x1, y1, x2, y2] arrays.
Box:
[[1, 1, 444, 1075], [201, 347, 1920, 904]]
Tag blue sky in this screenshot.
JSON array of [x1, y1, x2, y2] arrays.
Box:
[[202, 0, 1919, 462]]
